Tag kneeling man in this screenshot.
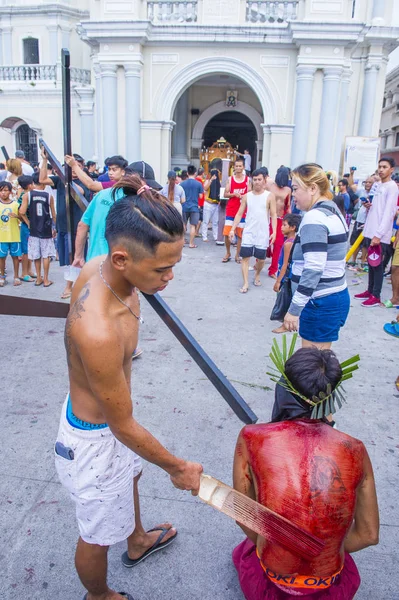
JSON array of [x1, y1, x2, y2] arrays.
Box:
[[233, 347, 379, 599]]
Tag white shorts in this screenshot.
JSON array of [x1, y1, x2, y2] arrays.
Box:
[[28, 236, 56, 260], [55, 398, 142, 546]]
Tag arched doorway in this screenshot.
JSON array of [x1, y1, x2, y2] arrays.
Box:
[[16, 124, 38, 163], [203, 111, 257, 170]]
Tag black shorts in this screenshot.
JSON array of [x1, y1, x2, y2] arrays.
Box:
[[240, 245, 267, 260], [350, 223, 366, 247]]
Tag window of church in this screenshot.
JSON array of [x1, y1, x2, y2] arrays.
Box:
[[23, 38, 39, 65]]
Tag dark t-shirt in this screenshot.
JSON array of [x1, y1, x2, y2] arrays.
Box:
[[180, 178, 203, 212], [29, 190, 52, 239], [50, 175, 67, 233]]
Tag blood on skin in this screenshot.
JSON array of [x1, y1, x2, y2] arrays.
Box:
[[241, 419, 364, 577]]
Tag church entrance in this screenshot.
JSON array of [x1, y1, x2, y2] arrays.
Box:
[[203, 111, 257, 170]]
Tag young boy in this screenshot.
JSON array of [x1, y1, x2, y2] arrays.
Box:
[[0, 181, 22, 287], [17, 174, 36, 282], [19, 172, 56, 287], [272, 213, 301, 333]]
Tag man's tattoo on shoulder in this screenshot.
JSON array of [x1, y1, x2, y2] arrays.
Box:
[[64, 283, 91, 367], [310, 456, 346, 500]]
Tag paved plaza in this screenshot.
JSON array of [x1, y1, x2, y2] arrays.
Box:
[[1, 241, 398, 600]]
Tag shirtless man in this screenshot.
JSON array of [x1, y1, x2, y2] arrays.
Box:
[[232, 347, 379, 599], [265, 166, 291, 278], [229, 169, 277, 293], [222, 158, 251, 263], [56, 181, 203, 600]]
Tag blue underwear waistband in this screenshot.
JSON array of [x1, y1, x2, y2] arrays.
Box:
[[66, 395, 108, 430]]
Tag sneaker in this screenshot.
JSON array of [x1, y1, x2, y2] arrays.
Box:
[[361, 295, 381, 307], [354, 290, 370, 300]]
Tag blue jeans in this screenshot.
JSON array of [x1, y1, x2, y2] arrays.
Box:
[[299, 288, 350, 343]]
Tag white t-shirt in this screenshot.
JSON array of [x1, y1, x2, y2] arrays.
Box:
[[21, 162, 34, 176]]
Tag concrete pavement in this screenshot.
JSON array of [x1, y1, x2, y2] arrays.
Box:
[[0, 242, 398, 600]]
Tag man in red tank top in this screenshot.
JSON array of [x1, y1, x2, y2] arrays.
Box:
[[232, 347, 379, 600], [266, 166, 292, 278], [222, 158, 251, 263]]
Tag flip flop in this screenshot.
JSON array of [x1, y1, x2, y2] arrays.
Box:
[[253, 280, 262, 287], [235, 257, 242, 264], [83, 594, 134, 600], [43, 281, 54, 288], [13, 278, 22, 287], [383, 322, 399, 338], [60, 292, 72, 299], [188, 244, 198, 249], [34, 280, 43, 287], [222, 256, 231, 263], [239, 287, 249, 294], [121, 528, 178, 568]]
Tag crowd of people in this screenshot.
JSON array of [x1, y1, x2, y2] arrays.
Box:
[[2, 145, 396, 600]]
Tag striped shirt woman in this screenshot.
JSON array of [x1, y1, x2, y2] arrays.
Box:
[[284, 164, 350, 348]]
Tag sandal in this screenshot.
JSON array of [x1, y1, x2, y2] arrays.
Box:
[[383, 322, 399, 338], [121, 527, 177, 568], [222, 256, 231, 263], [13, 278, 22, 287], [43, 281, 54, 288], [0, 277, 5, 288], [21, 275, 34, 282], [239, 286, 249, 294], [188, 244, 198, 248], [235, 257, 242, 264], [253, 280, 262, 287], [83, 594, 134, 600], [60, 291, 72, 299], [34, 279, 43, 287]]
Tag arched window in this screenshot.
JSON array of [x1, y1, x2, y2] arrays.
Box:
[[23, 38, 39, 65], [16, 124, 38, 163]]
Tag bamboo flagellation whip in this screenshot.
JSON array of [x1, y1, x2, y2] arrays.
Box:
[[198, 475, 325, 560]]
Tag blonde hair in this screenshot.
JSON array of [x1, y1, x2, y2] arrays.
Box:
[[292, 163, 333, 200], [6, 158, 23, 177]]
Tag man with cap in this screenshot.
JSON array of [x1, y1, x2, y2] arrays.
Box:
[[128, 161, 163, 190], [15, 150, 34, 176]]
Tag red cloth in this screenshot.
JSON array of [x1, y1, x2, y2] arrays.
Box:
[[196, 176, 205, 207], [232, 539, 360, 600], [268, 218, 284, 276], [226, 175, 249, 219]]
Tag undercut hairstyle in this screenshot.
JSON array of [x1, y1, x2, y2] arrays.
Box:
[[283, 213, 301, 232], [106, 174, 184, 259], [275, 166, 290, 188], [235, 158, 244, 166], [106, 155, 128, 170], [284, 347, 342, 401], [252, 168, 264, 178], [18, 175, 34, 190], [187, 165, 196, 176], [259, 166, 269, 177], [0, 181, 12, 192], [379, 157, 395, 168], [338, 178, 348, 189], [292, 163, 333, 200]]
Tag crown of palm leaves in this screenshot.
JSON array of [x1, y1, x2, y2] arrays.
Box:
[[267, 334, 360, 419]]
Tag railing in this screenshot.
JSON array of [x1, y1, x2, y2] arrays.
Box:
[[0, 65, 56, 81], [246, 0, 299, 23], [147, 0, 197, 23], [0, 65, 91, 84]]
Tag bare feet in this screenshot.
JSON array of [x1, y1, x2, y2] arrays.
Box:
[[272, 324, 288, 334], [127, 523, 176, 560], [235, 256, 242, 264]]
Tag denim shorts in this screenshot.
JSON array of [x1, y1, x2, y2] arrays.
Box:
[[299, 288, 350, 343]]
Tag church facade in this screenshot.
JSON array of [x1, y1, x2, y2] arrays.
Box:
[[0, 0, 398, 180]]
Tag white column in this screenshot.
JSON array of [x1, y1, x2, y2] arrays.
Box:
[[333, 68, 352, 173], [172, 90, 189, 167], [124, 63, 142, 162], [372, 0, 385, 20], [3, 26, 12, 64], [358, 62, 380, 136], [316, 67, 343, 169], [161, 121, 175, 177], [48, 26, 58, 64], [93, 60, 103, 163], [261, 124, 271, 168], [290, 66, 316, 167], [75, 87, 95, 160], [61, 28, 70, 51], [268, 125, 295, 177], [100, 63, 118, 156], [255, 140, 262, 168]]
